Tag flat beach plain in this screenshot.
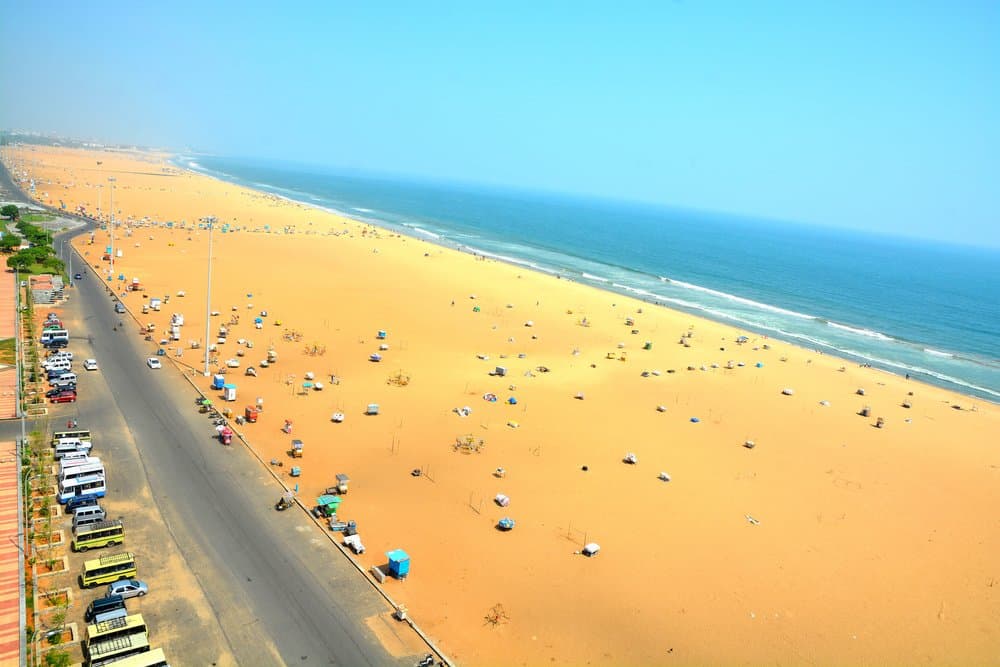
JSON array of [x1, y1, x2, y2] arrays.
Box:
[[15, 145, 1000, 666]]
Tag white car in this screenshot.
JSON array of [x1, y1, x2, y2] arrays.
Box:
[[83, 359, 99, 371], [146, 358, 162, 369]]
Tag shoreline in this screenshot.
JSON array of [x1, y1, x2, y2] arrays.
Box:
[[174, 155, 1000, 404], [8, 144, 1000, 666]]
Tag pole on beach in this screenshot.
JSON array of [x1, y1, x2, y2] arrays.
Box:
[[202, 216, 216, 376], [108, 175, 117, 281]]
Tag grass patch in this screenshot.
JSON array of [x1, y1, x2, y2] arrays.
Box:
[[0, 338, 14, 365], [21, 213, 56, 223]]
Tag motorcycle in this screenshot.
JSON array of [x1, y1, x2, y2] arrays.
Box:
[[275, 492, 294, 511]]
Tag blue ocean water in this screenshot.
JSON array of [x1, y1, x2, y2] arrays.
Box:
[[179, 155, 1000, 402]]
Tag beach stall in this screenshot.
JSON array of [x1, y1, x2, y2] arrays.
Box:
[[366, 403, 380, 416], [334, 473, 350, 494], [212, 374, 225, 390], [313, 494, 342, 518], [386, 549, 410, 580], [223, 383, 237, 401], [291, 439, 304, 458], [244, 405, 259, 423]]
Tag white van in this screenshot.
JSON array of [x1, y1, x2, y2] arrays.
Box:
[[72, 505, 106, 527], [47, 350, 74, 360], [54, 439, 92, 459], [50, 372, 77, 386], [58, 451, 93, 469], [40, 329, 70, 345], [44, 359, 72, 372]]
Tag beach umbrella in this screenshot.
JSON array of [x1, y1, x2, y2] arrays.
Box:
[[690, 417, 700, 423]]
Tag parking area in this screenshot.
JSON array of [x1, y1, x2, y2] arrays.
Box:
[[24, 278, 235, 666]]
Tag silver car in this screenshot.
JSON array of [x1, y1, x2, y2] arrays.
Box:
[[106, 579, 148, 599]]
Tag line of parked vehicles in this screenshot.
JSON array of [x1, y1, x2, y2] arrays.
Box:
[[43, 309, 169, 666], [41, 314, 98, 404]]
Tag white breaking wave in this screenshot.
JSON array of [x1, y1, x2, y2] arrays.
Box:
[[923, 347, 955, 358], [352, 207, 374, 213], [826, 321, 894, 342], [581, 272, 610, 283], [411, 227, 441, 239], [668, 279, 816, 320]]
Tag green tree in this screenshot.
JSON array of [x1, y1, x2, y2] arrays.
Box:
[[0, 204, 18, 221], [6, 253, 31, 271], [0, 233, 20, 253]]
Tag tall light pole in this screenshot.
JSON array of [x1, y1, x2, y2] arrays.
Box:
[[96, 159, 103, 221], [108, 176, 117, 283], [202, 216, 217, 376]]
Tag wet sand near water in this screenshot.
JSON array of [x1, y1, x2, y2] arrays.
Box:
[[8, 144, 1000, 666]]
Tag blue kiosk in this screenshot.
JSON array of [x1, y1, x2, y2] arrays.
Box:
[[212, 374, 226, 390], [386, 549, 410, 580]]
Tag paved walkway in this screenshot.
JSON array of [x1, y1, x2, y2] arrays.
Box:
[[0, 273, 16, 420], [0, 440, 21, 666]]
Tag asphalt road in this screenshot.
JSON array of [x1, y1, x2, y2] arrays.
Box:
[[2, 203, 422, 663]]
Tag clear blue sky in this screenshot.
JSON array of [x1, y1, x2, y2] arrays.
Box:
[[1, 2, 997, 245]]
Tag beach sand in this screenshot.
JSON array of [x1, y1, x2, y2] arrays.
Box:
[[8, 145, 1000, 666]]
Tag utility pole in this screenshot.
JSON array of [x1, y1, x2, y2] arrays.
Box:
[[108, 176, 117, 283], [202, 216, 217, 376]]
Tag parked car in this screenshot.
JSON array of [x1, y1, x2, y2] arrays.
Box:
[[45, 386, 76, 398], [114, 302, 126, 314], [50, 391, 77, 404], [66, 496, 100, 513], [83, 359, 99, 371], [107, 579, 148, 600], [84, 595, 125, 623], [146, 358, 162, 369]]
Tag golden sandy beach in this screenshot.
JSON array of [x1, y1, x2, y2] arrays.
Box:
[[9, 145, 1000, 666]]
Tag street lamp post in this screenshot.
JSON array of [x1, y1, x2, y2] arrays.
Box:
[[108, 176, 117, 283], [202, 216, 217, 376]]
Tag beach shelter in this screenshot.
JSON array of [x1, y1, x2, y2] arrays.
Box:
[[223, 383, 237, 401], [376, 330, 387, 339], [507, 397, 517, 405], [366, 403, 380, 415], [497, 517, 515, 531], [386, 549, 410, 579]]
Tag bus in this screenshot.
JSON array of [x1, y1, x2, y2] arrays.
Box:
[[51, 428, 93, 447], [80, 552, 137, 589], [96, 647, 168, 667], [73, 519, 125, 552], [60, 460, 105, 481], [85, 631, 150, 666], [84, 614, 148, 656], [59, 472, 107, 504]]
